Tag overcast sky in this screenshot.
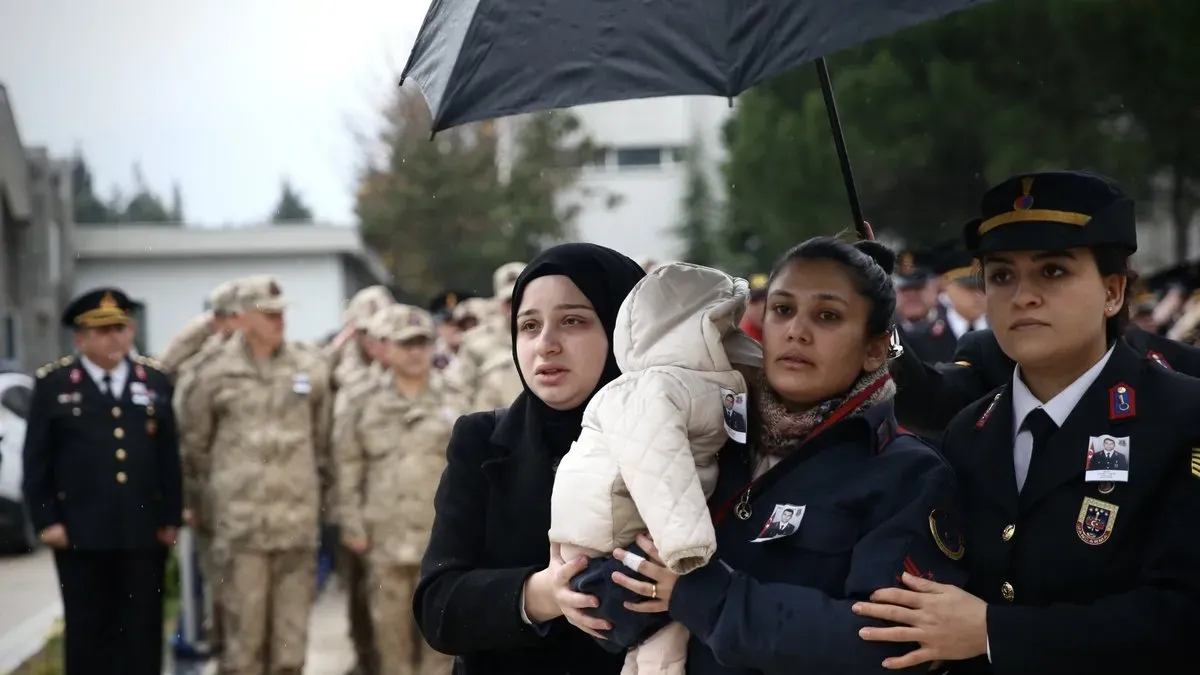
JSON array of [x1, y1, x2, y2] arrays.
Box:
[[1, 0, 430, 225]]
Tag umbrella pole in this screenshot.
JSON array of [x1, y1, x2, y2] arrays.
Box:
[[814, 57, 868, 240]]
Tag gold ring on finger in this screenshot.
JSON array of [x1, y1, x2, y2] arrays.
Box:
[[651, 583, 658, 600]]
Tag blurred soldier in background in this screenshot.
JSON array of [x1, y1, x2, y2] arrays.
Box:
[[892, 247, 957, 363], [738, 273, 768, 342], [325, 286, 395, 390], [171, 277, 245, 655], [159, 280, 245, 377], [178, 276, 332, 675], [334, 304, 458, 675], [443, 262, 525, 411], [331, 303, 404, 675]]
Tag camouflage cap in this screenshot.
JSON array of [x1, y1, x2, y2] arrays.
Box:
[[451, 297, 495, 323], [207, 280, 242, 315], [346, 285, 395, 330], [493, 262, 526, 301], [369, 304, 436, 342], [237, 275, 287, 313]]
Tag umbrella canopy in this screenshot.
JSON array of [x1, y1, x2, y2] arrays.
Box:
[[402, 0, 999, 131]]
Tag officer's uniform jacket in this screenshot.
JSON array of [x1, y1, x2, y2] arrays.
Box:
[[22, 354, 182, 549], [892, 325, 1200, 436], [334, 374, 460, 565], [179, 333, 332, 551], [897, 305, 959, 364], [942, 341, 1200, 674]]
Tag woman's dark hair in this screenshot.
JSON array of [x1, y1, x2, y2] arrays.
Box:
[[766, 234, 897, 337], [1093, 244, 1132, 344]]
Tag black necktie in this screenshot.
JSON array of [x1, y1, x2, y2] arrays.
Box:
[[102, 373, 117, 400], [1019, 408, 1058, 491]]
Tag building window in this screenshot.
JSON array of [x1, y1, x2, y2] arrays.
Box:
[[616, 147, 665, 168]]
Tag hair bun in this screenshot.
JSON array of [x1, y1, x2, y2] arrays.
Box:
[[853, 240, 896, 275]]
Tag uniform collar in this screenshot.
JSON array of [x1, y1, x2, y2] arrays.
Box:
[[1011, 344, 1115, 437], [79, 354, 130, 392]]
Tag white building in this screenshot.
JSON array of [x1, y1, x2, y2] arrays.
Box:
[[71, 224, 390, 355], [501, 97, 734, 262]]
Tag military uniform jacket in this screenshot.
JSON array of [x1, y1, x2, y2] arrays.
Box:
[[892, 326, 1200, 437], [22, 355, 182, 550], [942, 342, 1200, 674], [898, 306, 959, 364]]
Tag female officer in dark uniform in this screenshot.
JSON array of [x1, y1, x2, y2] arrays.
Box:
[[558, 237, 969, 674], [855, 171, 1200, 674]]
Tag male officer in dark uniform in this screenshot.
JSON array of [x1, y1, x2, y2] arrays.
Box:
[[22, 287, 182, 675], [894, 248, 959, 363]]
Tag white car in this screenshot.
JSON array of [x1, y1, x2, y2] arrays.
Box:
[[0, 368, 38, 553]]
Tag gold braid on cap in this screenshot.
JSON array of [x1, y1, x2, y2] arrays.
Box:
[[75, 291, 130, 327]]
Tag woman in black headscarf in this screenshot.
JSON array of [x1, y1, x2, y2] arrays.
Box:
[[414, 243, 646, 675]]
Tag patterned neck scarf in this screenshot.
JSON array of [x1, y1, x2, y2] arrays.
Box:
[[752, 364, 896, 457]]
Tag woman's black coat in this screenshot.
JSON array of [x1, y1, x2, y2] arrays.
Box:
[[414, 405, 625, 675]]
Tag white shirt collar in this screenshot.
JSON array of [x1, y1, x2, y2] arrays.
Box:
[[79, 355, 130, 396], [1011, 345, 1115, 438], [945, 306, 988, 339]]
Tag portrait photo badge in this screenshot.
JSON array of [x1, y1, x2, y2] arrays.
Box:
[[1084, 434, 1130, 484], [751, 503, 806, 543], [720, 386, 748, 444]]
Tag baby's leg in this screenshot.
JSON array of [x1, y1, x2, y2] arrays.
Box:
[[623, 621, 689, 675], [558, 543, 606, 561]]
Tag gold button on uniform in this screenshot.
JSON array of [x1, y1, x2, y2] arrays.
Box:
[[115, 449, 127, 461], [116, 471, 128, 484], [112, 406, 122, 418], [114, 428, 124, 439], [1000, 582, 1015, 602], [1002, 524, 1016, 542]]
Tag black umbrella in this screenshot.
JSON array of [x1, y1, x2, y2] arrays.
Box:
[[401, 0, 999, 237]]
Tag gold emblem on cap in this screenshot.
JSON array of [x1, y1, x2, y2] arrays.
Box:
[[898, 252, 914, 276], [1013, 177, 1035, 210], [99, 292, 118, 309]]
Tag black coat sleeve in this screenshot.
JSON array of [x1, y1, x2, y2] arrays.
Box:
[[892, 331, 993, 435], [668, 447, 967, 675], [155, 377, 183, 528], [21, 375, 60, 533], [413, 413, 546, 654]]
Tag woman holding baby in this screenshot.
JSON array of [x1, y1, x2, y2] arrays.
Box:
[[415, 238, 966, 675]]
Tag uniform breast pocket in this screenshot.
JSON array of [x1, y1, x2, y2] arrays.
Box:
[[769, 508, 860, 591]]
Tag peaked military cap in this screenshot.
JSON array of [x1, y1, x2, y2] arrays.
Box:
[[965, 170, 1137, 254], [428, 290, 473, 322], [893, 249, 935, 290], [930, 239, 982, 288], [62, 287, 135, 328]]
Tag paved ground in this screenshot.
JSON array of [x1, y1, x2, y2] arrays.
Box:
[[0, 549, 62, 674], [0, 549, 354, 675]]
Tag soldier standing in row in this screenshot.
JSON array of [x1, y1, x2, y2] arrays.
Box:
[[335, 304, 459, 675], [159, 280, 242, 377], [326, 285, 395, 390], [332, 304, 404, 675], [172, 277, 245, 656], [179, 276, 332, 675], [894, 247, 958, 363], [22, 288, 182, 675], [444, 262, 525, 411]]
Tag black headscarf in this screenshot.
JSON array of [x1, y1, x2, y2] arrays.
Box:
[[508, 243, 646, 460]]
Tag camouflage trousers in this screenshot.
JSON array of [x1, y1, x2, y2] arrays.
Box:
[[368, 562, 453, 675], [218, 549, 317, 675], [338, 545, 377, 674], [196, 530, 224, 652]]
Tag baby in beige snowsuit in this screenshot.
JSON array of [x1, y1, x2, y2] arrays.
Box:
[[549, 262, 763, 675]]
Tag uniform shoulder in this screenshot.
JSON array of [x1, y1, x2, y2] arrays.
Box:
[[35, 354, 76, 380], [132, 353, 167, 374]]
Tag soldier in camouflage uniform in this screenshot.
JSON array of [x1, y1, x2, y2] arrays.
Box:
[[325, 286, 395, 390], [443, 262, 525, 412], [331, 305, 400, 675], [335, 304, 459, 675], [170, 278, 244, 655], [159, 279, 243, 378], [178, 276, 332, 675]]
